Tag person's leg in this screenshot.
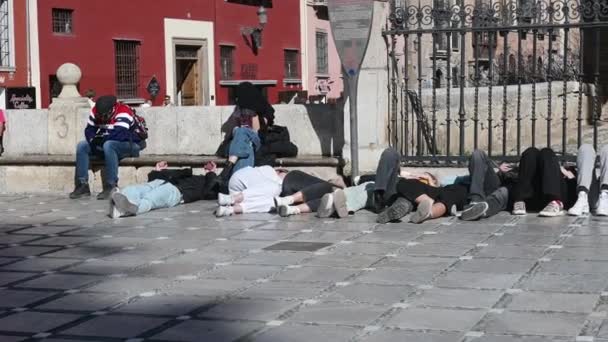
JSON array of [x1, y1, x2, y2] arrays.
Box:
[[228, 127, 258, 174], [136, 182, 182, 214], [538, 148, 566, 216], [597, 145, 608, 215], [468, 149, 500, 202], [112, 180, 174, 216], [281, 170, 327, 196], [409, 193, 446, 223], [345, 181, 374, 213], [102, 140, 141, 187], [462, 186, 509, 221], [75, 140, 92, 184], [569, 144, 595, 216], [70, 141, 94, 199], [371, 148, 401, 212], [512, 147, 540, 214]]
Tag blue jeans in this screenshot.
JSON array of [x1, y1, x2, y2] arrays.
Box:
[[229, 127, 260, 174], [75, 140, 141, 185], [121, 179, 182, 214]]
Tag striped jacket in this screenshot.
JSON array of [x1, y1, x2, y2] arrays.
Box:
[[84, 103, 140, 143]]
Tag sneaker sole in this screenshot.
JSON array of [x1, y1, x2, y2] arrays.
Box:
[[539, 210, 566, 217], [377, 198, 412, 224], [567, 208, 589, 216], [410, 200, 433, 224], [111, 192, 138, 216], [278, 205, 290, 217], [512, 210, 527, 216], [333, 189, 349, 218], [461, 202, 489, 221], [317, 194, 334, 218]]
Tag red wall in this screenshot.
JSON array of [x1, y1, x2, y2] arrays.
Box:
[[37, 0, 302, 107], [2, 0, 28, 88], [213, 0, 303, 104]]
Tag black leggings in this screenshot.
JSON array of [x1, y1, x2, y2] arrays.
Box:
[[512, 147, 568, 211], [396, 178, 469, 214], [281, 171, 335, 211]]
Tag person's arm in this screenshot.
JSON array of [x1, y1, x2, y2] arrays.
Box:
[[84, 111, 97, 143], [251, 114, 261, 132]]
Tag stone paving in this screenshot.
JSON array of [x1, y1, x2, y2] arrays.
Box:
[[2, 194, 608, 341]]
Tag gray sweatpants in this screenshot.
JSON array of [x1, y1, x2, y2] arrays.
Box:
[[577, 144, 608, 192], [575, 144, 608, 208]]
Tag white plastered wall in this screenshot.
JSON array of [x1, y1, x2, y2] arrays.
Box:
[[27, 0, 41, 109], [164, 18, 216, 106]]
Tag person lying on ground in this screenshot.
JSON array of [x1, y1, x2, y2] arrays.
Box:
[[379, 175, 469, 224], [459, 149, 510, 221], [511, 147, 575, 217], [110, 161, 219, 218], [316, 181, 374, 219], [273, 171, 342, 217], [568, 144, 608, 216], [215, 166, 288, 217]]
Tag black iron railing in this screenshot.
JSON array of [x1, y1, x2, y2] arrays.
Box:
[[384, 0, 608, 165]]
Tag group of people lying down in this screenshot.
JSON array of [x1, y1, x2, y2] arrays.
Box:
[[106, 144, 608, 222]]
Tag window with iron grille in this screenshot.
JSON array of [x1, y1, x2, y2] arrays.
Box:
[[316, 31, 328, 74], [220, 45, 235, 80], [52, 8, 73, 34], [114, 40, 140, 99], [0, 0, 10, 68], [284, 49, 299, 79]]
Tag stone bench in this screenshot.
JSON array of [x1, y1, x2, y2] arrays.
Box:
[[0, 155, 343, 194]]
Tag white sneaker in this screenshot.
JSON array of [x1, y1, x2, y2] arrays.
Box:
[[274, 196, 293, 207], [512, 201, 527, 215], [596, 191, 608, 216], [218, 193, 233, 206], [215, 206, 234, 217], [278, 205, 300, 217], [568, 192, 589, 216], [108, 188, 124, 219], [316, 193, 335, 218], [539, 200, 565, 217]]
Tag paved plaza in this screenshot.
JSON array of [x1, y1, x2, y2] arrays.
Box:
[[1, 194, 608, 341]]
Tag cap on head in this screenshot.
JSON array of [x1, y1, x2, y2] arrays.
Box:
[[96, 95, 117, 115]]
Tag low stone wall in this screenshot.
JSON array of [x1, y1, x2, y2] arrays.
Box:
[[3, 104, 345, 157]]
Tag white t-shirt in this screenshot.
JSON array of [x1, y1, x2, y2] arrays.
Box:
[[229, 166, 282, 193]]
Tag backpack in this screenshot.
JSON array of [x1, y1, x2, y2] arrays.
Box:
[[130, 107, 149, 141]]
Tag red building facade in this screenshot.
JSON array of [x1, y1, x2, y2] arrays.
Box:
[[0, 0, 34, 109], [35, 0, 302, 108]]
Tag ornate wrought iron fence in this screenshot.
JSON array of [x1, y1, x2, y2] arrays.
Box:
[[383, 0, 608, 164]]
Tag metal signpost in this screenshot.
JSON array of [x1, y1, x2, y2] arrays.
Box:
[[327, 0, 374, 179]]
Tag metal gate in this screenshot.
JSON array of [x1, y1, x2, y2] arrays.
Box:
[[383, 0, 608, 164]]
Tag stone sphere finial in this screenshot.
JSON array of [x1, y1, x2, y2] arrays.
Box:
[[56, 63, 83, 98]]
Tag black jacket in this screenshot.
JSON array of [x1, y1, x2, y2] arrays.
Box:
[[147, 168, 219, 203]]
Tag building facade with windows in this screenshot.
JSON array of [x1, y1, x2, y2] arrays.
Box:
[[299, 0, 343, 103], [0, 0, 35, 109], [33, 0, 302, 108]]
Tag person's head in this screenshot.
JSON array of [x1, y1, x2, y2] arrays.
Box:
[[163, 95, 171, 105], [85, 89, 96, 100], [95, 95, 117, 122], [235, 82, 275, 122]]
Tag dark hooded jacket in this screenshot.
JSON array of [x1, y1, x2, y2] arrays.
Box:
[[147, 169, 219, 203], [235, 82, 275, 130]]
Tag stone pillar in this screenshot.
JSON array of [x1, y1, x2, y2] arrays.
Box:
[[342, 1, 389, 175], [48, 63, 90, 155]]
